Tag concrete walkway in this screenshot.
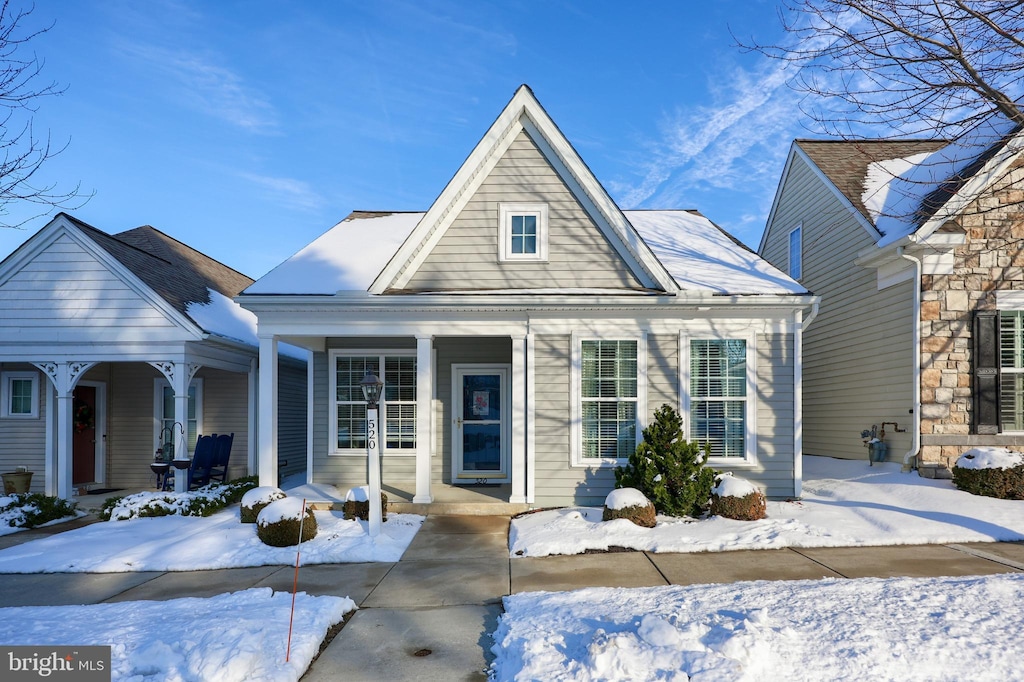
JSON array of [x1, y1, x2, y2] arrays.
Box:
[[1, 515, 1023, 681]]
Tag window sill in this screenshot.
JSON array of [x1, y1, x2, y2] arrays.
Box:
[[329, 450, 418, 457], [570, 458, 627, 469]]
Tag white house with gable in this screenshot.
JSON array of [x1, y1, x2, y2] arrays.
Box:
[[240, 85, 817, 509]]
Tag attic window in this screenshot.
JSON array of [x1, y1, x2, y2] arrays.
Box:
[[499, 203, 548, 262]]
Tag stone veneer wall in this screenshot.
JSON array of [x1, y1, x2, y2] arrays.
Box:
[[919, 158, 1024, 467]]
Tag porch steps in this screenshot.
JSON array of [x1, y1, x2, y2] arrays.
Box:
[[309, 501, 532, 516]]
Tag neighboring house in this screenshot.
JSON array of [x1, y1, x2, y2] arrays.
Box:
[[240, 85, 816, 508], [759, 113, 1024, 472], [0, 213, 308, 499]]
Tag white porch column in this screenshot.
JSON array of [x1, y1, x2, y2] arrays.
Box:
[[247, 358, 257, 477], [258, 335, 279, 487], [34, 362, 97, 500], [172, 362, 191, 493], [414, 336, 433, 504], [526, 333, 536, 504], [510, 335, 527, 504]]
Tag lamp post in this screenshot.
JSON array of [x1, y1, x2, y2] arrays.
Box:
[[360, 367, 384, 537]]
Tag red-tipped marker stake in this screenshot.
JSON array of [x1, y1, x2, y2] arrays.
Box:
[[285, 498, 307, 663]]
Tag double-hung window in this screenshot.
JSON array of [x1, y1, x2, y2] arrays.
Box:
[[788, 225, 802, 280], [332, 353, 417, 453], [689, 339, 750, 459], [1000, 311, 1024, 431], [499, 203, 548, 262], [2, 371, 39, 418], [578, 339, 639, 463]]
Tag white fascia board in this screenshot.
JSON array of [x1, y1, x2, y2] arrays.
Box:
[[370, 88, 533, 294], [759, 142, 799, 255], [518, 117, 674, 292], [0, 341, 199, 363], [913, 132, 1024, 241]]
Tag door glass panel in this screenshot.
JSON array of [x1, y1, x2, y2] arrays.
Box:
[[461, 373, 502, 473]]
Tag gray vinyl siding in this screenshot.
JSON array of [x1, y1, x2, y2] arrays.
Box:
[[749, 332, 797, 497], [0, 234, 177, 341], [404, 130, 644, 291], [277, 358, 308, 483], [762, 154, 913, 461], [0, 363, 46, 493], [104, 364, 251, 490], [532, 334, 582, 505]]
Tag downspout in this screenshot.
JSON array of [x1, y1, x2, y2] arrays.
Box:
[[793, 299, 819, 499], [897, 246, 922, 472]]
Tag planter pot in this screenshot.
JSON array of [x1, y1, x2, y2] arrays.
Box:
[[2, 471, 33, 494], [171, 459, 192, 470], [150, 462, 170, 475]]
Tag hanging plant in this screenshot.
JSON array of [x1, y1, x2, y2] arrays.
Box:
[[74, 401, 94, 433]]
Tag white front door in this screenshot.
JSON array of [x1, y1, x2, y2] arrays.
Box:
[[452, 365, 509, 483]]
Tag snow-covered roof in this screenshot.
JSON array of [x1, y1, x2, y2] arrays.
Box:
[[244, 210, 806, 297], [244, 212, 422, 295], [626, 211, 807, 295]]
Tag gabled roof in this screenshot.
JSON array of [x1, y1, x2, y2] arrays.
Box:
[[0, 213, 262, 346], [367, 85, 678, 294], [783, 110, 1024, 249], [245, 209, 807, 297]]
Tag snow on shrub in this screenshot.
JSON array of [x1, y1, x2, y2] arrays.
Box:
[[342, 485, 388, 522], [240, 486, 287, 523], [0, 493, 77, 530], [256, 497, 317, 547], [100, 478, 258, 521], [709, 472, 766, 521], [602, 487, 656, 528], [953, 447, 1024, 500]]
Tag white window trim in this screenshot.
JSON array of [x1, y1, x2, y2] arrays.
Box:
[[2, 371, 39, 419], [328, 350, 418, 457], [152, 378, 204, 453], [570, 332, 647, 468], [499, 202, 549, 262], [680, 332, 758, 467], [788, 224, 802, 281]]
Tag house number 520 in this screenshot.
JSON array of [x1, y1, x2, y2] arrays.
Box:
[[367, 416, 377, 450]]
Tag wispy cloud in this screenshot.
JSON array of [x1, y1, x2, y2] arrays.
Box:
[[116, 42, 277, 133], [237, 172, 324, 212]]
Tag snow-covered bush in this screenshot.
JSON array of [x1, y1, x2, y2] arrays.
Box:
[[101, 477, 258, 521], [601, 487, 656, 528], [615, 404, 716, 518], [240, 486, 286, 523], [953, 447, 1024, 500], [341, 485, 388, 522], [256, 498, 317, 547], [709, 473, 766, 521], [0, 493, 77, 529]]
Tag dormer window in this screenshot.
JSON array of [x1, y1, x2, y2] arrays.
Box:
[[499, 203, 548, 262]]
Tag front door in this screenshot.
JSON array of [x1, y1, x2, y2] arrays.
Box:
[[453, 366, 509, 483], [72, 385, 98, 485]]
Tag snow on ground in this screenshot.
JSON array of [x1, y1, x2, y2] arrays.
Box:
[[511, 457, 1024, 557], [0, 507, 422, 573], [0, 588, 354, 682], [491, 574, 1024, 682]]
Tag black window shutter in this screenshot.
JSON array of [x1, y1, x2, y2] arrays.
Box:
[[973, 310, 1000, 434]]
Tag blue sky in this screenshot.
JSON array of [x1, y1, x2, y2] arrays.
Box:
[[0, 0, 812, 279]]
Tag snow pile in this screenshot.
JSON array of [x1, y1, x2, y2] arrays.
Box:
[[257, 497, 309, 525], [103, 484, 241, 521], [345, 485, 371, 502], [491, 574, 1024, 681], [241, 486, 286, 508], [712, 472, 758, 498], [0, 588, 354, 682], [956, 447, 1024, 470], [511, 457, 1024, 557], [604, 488, 650, 510], [0, 507, 423, 572]]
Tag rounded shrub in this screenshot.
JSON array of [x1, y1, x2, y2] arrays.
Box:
[[602, 487, 656, 528], [240, 486, 287, 523], [709, 473, 767, 521], [953, 447, 1024, 500], [342, 486, 388, 522], [256, 498, 317, 547]]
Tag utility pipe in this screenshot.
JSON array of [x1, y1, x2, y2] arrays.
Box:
[[897, 246, 922, 472]]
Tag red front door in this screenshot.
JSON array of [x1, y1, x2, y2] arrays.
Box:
[[72, 386, 97, 485]]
